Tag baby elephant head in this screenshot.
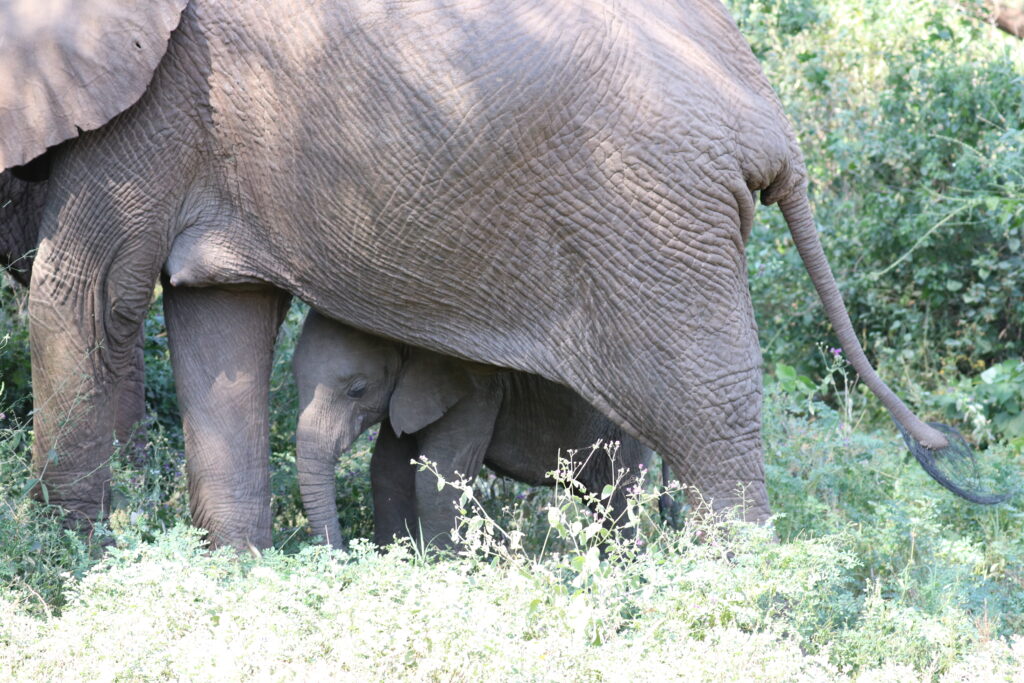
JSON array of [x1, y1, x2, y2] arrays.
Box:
[[292, 311, 401, 547], [292, 310, 479, 548], [293, 313, 402, 455]]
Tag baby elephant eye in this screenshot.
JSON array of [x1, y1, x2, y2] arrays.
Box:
[[346, 380, 368, 399]]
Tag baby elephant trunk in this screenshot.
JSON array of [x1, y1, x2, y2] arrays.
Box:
[[295, 411, 353, 549]]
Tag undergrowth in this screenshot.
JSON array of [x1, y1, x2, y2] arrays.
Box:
[[733, 0, 1024, 446], [1, 356, 1022, 678]]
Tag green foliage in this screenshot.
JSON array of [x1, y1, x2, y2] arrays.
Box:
[[107, 424, 190, 545], [140, 292, 180, 434], [762, 387, 1024, 643], [1, 283, 1023, 675], [733, 0, 1024, 442], [1, 401, 1023, 678], [266, 302, 307, 549], [0, 279, 94, 613], [968, 361, 1024, 442], [0, 279, 31, 423], [773, 361, 817, 398], [0, 391, 95, 615], [921, 358, 1024, 449]]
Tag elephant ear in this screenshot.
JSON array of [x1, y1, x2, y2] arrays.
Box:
[[389, 350, 475, 437], [0, 0, 188, 170]]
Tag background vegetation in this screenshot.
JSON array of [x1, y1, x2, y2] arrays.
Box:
[[736, 0, 1024, 447], [0, 0, 1022, 678]]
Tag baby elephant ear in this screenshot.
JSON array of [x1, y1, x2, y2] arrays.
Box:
[[0, 0, 188, 169], [389, 349, 474, 437]]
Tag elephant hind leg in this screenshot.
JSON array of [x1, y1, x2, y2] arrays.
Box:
[[566, 283, 771, 526], [163, 281, 290, 550], [661, 352, 770, 525]]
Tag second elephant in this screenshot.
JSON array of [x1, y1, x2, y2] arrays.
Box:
[[293, 311, 652, 549]]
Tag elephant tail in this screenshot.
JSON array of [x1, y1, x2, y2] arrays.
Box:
[[778, 191, 1009, 505]]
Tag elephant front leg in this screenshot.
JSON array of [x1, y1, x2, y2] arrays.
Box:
[[413, 393, 501, 549], [29, 242, 158, 525], [163, 282, 289, 550], [370, 419, 418, 548]]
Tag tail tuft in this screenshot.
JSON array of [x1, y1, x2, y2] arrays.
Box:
[[894, 420, 1011, 505]]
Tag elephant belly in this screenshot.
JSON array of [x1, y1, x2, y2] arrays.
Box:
[[483, 374, 616, 486], [165, 220, 266, 288]]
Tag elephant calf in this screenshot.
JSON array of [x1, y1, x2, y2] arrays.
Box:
[[293, 310, 652, 549]]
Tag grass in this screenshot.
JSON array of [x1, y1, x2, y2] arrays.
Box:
[[1, 263, 1022, 682], [1, 354, 1022, 679]]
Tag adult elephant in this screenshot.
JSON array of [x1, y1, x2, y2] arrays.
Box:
[[5, 0, 996, 549]]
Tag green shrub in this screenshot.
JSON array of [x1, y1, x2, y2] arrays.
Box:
[[0, 396, 94, 615], [926, 358, 1024, 447], [733, 0, 1024, 442], [1, 410, 1022, 679]]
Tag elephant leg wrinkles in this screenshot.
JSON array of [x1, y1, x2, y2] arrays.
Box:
[[28, 194, 169, 522], [162, 279, 290, 550]]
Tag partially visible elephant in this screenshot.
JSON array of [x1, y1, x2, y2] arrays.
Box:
[[992, 1, 1024, 37], [1, 163, 47, 286], [981, 1, 1024, 38], [960, 1, 1024, 38], [6, 0, 997, 549], [293, 311, 652, 549]]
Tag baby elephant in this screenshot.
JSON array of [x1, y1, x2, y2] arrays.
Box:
[[293, 310, 653, 549]]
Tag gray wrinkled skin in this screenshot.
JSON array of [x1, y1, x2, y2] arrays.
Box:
[[0, 163, 147, 458], [24, 0, 949, 549], [0, 0, 188, 169], [293, 311, 652, 549]]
